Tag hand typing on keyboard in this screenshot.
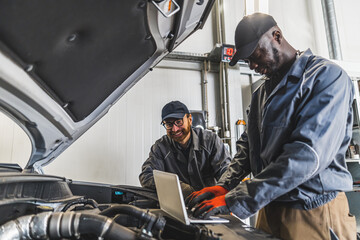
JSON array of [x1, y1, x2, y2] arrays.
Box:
[[187, 207, 206, 219], [192, 195, 230, 219]]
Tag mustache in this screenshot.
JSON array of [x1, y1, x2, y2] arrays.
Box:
[[170, 130, 183, 135]]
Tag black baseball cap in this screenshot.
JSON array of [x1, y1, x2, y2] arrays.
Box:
[[229, 13, 277, 66], [161, 101, 189, 122]]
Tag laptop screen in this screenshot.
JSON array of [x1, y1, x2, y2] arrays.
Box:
[[153, 170, 230, 225], [153, 170, 189, 224]]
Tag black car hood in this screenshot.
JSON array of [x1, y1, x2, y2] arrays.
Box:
[[0, 0, 214, 172]]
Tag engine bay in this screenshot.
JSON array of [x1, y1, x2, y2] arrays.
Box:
[[0, 170, 276, 240]]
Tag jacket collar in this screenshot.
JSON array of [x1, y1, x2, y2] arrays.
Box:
[[191, 128, 200, 151], [288, 48, 312, 79]]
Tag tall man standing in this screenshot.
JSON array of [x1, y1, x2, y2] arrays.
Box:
[[139, 101, 231, 198], [187, 13, 356, 239]]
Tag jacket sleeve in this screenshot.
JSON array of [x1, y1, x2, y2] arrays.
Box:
[[225, 63, 354, 219], [139, 143, 165, 189], [209, 133, 233, 181], [139, 141, 195, 197], [217, 130, 251, 190]]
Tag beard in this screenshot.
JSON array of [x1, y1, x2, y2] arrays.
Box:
[[264, 47, 281, 79], [168, 123, 191, 143]]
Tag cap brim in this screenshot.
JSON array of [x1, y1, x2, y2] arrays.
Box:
[[161, 113, 186, 122], [229, 39, 259, 66], [229, 50, 241, 66]]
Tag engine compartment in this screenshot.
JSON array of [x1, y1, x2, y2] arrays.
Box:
[[0, 172, 226, 240], [0, 171, 276, 240]]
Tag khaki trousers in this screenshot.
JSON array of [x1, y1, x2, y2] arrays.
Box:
[[255, 192, 357, 240]]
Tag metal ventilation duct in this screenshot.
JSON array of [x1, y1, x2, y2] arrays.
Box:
[[321, 0, 343, 60]]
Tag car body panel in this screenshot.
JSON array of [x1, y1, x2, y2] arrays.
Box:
[[0, 0, 214, 172]]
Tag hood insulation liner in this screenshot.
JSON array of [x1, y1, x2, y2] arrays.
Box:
[[0, 0, 156, 121]]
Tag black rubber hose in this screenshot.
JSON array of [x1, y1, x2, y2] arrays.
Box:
[[113, 213, 140, 227], [78, 214, 136, 240], [0, 212, 137, 240], [100, 204, 165, 232], [100, 204, 148, 219], [62, 198, 98, 211], [47, 212, 136, 240]]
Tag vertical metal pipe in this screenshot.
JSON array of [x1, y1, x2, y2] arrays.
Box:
[[215, 0, 223, 43], [215, 0, 225, 134], [222, 62, 231, 140], [201, 60, 209, 129], [219, 0, 227, 44], [213, 0, 232, 151], [219, 62, 225, 133], [219, 0, 232, 149], [321, 0, 343, 60]]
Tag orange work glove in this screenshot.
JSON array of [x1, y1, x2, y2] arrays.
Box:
[[185, 185, 228, 209], [193, 195, 230, 219]]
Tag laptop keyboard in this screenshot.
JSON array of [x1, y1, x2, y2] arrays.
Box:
[[187, 208, 205, 220]]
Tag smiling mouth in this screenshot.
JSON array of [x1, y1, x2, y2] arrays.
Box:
[[172, 131, 183, 137]]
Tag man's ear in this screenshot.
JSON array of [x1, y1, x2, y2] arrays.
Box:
[[188, 114, 193, 125], [272, 30, 281, 44]]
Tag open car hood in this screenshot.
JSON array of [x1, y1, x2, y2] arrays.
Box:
[[0, 0, 214, 172]]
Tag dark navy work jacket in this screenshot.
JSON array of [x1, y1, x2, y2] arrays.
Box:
[[218, 49, 354, 219], [140, 127, 231, 191]]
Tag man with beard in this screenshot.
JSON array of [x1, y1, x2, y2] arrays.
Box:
[[139, 101, 231, 198], [186, 13, 356, 239]]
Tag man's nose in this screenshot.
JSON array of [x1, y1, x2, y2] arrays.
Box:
[[171, 124, 181, 131]]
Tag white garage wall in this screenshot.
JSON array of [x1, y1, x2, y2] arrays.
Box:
[[334, 0, 360, 62], [1, 0, 360, 186], [45, 66, 216, 185]]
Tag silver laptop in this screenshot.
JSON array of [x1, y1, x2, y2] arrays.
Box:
[[153, 170, 230, 225]]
